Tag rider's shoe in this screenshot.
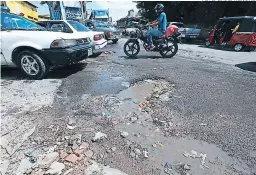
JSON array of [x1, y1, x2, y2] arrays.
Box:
[[148, 45, 155, 51]]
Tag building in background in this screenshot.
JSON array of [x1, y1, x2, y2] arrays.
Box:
[[4, 1, 38, 21], [41, 1, 85, 21]]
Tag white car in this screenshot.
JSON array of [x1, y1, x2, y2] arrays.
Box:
[[36, 20, 107, 51], [1, 12, 94, 79]]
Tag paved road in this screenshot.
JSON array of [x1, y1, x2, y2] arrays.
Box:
[[1, 39, 256, 175]]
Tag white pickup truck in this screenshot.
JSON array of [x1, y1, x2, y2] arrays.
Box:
[[36, 20, 107, 51], [1, 12, 94, 79]]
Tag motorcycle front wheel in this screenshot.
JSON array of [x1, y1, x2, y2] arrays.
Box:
[[159, 40, 178, 58], [123, 40, 140, 57]]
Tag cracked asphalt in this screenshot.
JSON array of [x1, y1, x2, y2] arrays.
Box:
[[1, 38, 256, 175]]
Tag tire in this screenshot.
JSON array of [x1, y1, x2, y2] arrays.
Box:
[[159, 40, 178, 58], [233, 43, 244, 52], [123, 40, 140, 57], [112, 39, 118, 44], [17, 50, 49, 79]]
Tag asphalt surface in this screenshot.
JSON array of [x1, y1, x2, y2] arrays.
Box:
[[1, 38, 256, 175]]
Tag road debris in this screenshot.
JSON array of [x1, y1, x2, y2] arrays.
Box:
[[38, 152, 59, 169], [45, 162, 65, 174], [120, 131, 129, 138], [92, 132, 107, 142], [183, 150, 209, 169]]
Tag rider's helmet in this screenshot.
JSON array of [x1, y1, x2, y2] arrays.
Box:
[[154, 3, 164, 15]]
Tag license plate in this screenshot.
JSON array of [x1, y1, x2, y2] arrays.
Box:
[[88, 48, 93, 56], [181, 34, 185, 37], [190, 36, 196, 38]]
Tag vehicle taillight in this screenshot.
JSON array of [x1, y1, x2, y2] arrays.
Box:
[[94, 34, 102, 41], [183, 29, 187, 33]]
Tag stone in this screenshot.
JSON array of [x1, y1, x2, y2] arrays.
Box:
[[34, 136, 44, 145], [85, 150, 94, 158], [130, 117, 138, 123], [63, 168, 73, 175], [120, 131, 129, 138], [74, 148, 84, 157], [134, 148, 141, 155], [60, 151, 68, 159], [80, 142, 89, 150], [92, 132, 107, 142], [38, 152, 59, 169], [111, 147, 117, 152], [130, 151, 136, 158], [45, 162, 65, 174], [184, 164, 191, 170], [72, 142, 79, 151], [106, 149, 111, 154], [65, 154, 79, 163]]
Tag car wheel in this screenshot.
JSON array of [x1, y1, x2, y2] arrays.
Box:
[[18, 50, 49, 80], [112, 39, 118, 44], [234, 43, 244, 52]]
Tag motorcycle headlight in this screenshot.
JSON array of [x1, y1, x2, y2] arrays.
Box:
[[50, 39, 77, 48]]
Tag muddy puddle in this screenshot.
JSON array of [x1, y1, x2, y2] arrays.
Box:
[[109, 79, 249, 175]]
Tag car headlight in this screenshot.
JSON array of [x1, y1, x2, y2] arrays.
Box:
[[50, 39, 77, 48]]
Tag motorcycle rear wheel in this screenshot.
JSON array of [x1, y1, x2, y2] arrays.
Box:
[[159, 40, 178, 58], [123, 40, 140, 57]]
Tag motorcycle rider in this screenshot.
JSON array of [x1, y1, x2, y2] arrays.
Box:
[[147, 3, 167, 50]]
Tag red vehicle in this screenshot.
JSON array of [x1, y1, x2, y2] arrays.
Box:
[[205, 16, 256, 51]]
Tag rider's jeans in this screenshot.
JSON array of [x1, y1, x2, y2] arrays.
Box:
[[147, 29, 163, 45]]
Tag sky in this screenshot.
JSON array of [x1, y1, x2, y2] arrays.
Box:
[[30, 1, 138, 21]]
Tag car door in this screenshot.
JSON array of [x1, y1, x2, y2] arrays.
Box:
[[0, 39, 8, 66]]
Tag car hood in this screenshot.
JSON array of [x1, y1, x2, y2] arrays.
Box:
[[5, 30, 87, 40]]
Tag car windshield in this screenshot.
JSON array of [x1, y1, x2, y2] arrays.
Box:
[[67, 20, 90, 32], [94, 21, 109, 28], [0, 13, 43, 30]]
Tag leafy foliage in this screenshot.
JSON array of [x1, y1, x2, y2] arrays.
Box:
[[136, 1, 256, 27]]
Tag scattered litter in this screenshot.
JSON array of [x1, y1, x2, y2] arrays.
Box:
[[143, 149, 149, 158], [183, 150, 209, 169], [121, 82, 130, 88], [92, 132, 107, 142], [152, 87, 160, 93], [200, 123, 207, 126]]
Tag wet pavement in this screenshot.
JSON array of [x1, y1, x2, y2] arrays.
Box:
[[1, 39, 256, 175]]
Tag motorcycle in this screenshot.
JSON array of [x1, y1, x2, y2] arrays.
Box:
[[123, 20, 180, 58]]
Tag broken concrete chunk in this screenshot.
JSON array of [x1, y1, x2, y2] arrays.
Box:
[[38, 152, 59, 169], [65, 154, 78, 163], [45, 162, 65, 174]]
